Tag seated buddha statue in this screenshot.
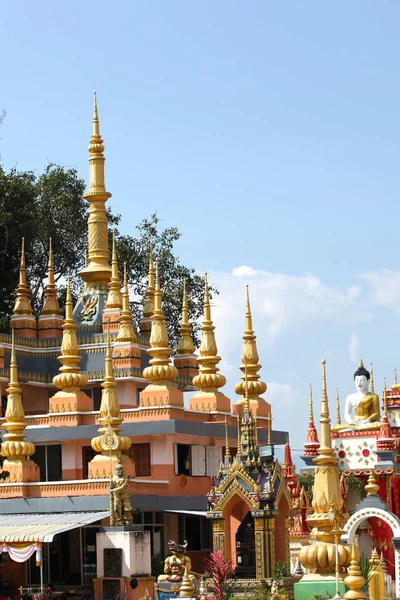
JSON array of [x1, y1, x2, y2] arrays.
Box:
[[332, 361, 380, 432]]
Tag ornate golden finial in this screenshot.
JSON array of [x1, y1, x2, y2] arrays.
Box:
[[309, 383, 314, 424], [52, 270, 88, 391], [105, 232, 123, 310], [142, 259, 178, 386], [383, 377, 388, 419], [12, 238, 34, 316], [267, 414, 272, 445], [343, 543, 366, 599], [225, 417, 230, 461], [116, 263, 137, 343], [234, 285, 267, 410], [244, 357, 250, 414], [237, 413, 242, 457], [315, 359, 337, 465], [176, 279, 195, 355], [142, 244, 155, 318], [365, 472, 379, 496], [370, 361, 375, 393], [40, 238, 61, 316], [336, 387, 341, 425], [91, 335, 132, 471], [1, 330, 36, 464], [359, 359, 364, 369], [192, 273, 226, 394], [78, 92, 112, 285]]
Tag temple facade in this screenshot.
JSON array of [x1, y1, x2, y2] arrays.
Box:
[[0, 94, 287, 591]]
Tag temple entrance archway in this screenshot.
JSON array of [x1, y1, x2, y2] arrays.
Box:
[[235, 512, 256, 578], [342, 507, 400, 598], [222, 491, 252, 568]]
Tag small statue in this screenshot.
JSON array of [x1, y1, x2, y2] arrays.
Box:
[[157, 540, 195, 583], [110, 460, 133, 526], [332, 361, 380, 432]]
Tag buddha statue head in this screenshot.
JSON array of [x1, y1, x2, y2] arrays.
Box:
[[354, 361, 370, 394]]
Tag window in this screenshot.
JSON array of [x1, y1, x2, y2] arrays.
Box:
[[1, 395, 7, 416], [92, 387, 102, 411], [136, 387, 145, 406], [174, 444, 222, 476], [82, 446, 96, 479], [128, 443, 151, 476], [177, 515, 212, 551], [35, 445, 62, 481], [133, 511, 165, 567]]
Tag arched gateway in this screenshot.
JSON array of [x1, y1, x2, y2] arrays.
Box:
[[342, 506, 400, 599]]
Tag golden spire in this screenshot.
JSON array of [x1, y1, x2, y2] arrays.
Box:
[[314, 359, 337, 466], [1, 330, 36, 461], [176, 279, 195, 355], [359, 359, 364, 369], [365, 472, 379, 496], [78, 92, 112, 285], [142, 244, 155, 318], [53, 270, 88, 390], [105, 233, 123, 309], [244, 357, 250, 414], [236, 413, 242, 457], [343, 543, 366, 599], [234, 285, 267, 403], [41, 238, 61, 316], [12, 238, 34, 315], [336, 387, 341, 425], [309, 383, 314, 424], [225, 417, 230, 462], [142, 259, 178, 386], [370, 362, 375, 393], [267, 414, 272, 445], [192, 273, 226, 393], [383, 376, 388, 419], [116, 263, 137, 343], [91, 334, 131, 457]]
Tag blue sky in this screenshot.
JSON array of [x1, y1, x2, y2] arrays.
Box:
[[2, 2, 400, 453]]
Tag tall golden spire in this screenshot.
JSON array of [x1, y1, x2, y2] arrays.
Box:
[[142, 244, 155, 318], [142, 259, 178, 386], [370, 362, 375, 394], [105, 233, 122, 310], [40, 238, 61, 315], [336, 387, 341, 425], [176, 279, 195, 355], [12, 238, 34, 316], [90, 335, 132, 476], [78, 92, 112, 285], [191, 274, 226, 393], [224, 417, 231, 465], [52, 270, 88, 394], [236, 413, 242, 458], [315, 359, 337, 465], [116, 263, 137, 342], [303, 383, 320, 457], [309, 383, 314, 424], [1, 331, 39, 481], [234, 286, 267, 412]]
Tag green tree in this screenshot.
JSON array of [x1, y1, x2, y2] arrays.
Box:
[[0, 165, 214, 346]]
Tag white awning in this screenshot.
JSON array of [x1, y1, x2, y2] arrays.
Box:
[[0, 511, 109, 543], [164, 510, 207, 517]]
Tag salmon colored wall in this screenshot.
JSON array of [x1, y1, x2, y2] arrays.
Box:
[[117, 380, 139, 408], [222, 496, 252, 564], [275, 493, 290, 563], [23, 385, 49, 415], [187, 550, 209, 574]]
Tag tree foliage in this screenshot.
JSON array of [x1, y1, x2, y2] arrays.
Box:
[[0, 164, 214, 347]]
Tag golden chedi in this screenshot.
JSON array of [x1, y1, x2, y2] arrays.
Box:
[[1, 331, 40, 482], [343, 543, 366, 599], [89, 335, 133, 478], [189, 273, 230, 412], [141, 260, 183, 408], [38, 238, 63, 338], [10, 238, 36, 338], [139, 245, 155, 339], [174, 279, 198, 380], [78, 92, 112, 286], [102, 233, 123, 333], [299, 359, 352, 575], [113, 263, 140, 371], [332, 360, 380, 432], [49, 271, 92, 414], [233, 285, 269, 417]]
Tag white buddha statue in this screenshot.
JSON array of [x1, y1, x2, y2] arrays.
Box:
[[332, 360, 380, 432]]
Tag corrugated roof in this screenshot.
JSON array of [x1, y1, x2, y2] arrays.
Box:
[[0, 511, 109, 543]]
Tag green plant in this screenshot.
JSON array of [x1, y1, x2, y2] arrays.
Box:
[[345, 475, 366, 500], [298, 473, 314, 504], [253, 583, 271, 600], [151, 553, 164, 577], [359, 552, 372, 591], [313, 593, 331, 600], [272, 561, 290, 579]]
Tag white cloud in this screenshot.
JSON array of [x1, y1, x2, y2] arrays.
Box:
[[267, 381, 301, 407], [348, 332, 361, 363], [361, 269, 400, 314]]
